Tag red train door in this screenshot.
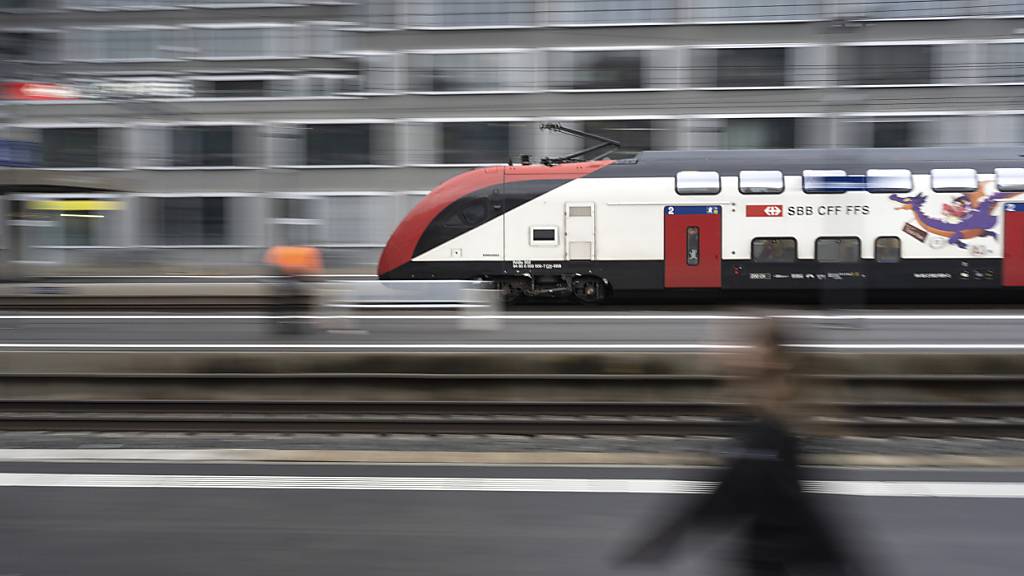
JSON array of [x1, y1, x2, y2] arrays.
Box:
[[1003, 203, 1024, 286], [664, 205, 721, 288]]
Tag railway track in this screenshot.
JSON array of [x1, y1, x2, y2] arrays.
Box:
[[0, 400, 1020, 437]]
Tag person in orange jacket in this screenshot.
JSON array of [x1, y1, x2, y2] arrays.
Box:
[[263, 245, 323, 334]]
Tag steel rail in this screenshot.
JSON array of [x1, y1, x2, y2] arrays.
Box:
[[0, 400, 1019, 437]]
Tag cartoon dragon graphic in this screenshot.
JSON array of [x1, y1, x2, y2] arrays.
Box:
[[889, 181, 1022, 249]]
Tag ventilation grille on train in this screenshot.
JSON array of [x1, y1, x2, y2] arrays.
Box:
[[568, 206, 592, 218], [569, 241, 593, 260]]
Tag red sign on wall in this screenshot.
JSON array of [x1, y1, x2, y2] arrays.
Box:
[[746, 204, 784, 217]]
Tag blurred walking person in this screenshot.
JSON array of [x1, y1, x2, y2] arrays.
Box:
[[619, 318, 864, 576], [263, 244, 323, 334]]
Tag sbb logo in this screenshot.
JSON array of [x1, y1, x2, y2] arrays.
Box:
[[746, 204, 784, 217]]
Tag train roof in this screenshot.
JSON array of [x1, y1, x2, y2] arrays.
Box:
[[593, 146, 1024, 178]]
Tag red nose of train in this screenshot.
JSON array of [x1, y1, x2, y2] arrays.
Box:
[[377, 160, 614, 278], [378, 166, 504, 278]]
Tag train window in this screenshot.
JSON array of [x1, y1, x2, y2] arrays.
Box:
[[530, 226, 558, 245], [802, 170, 847, 193], [931, 169, 978, 192], [866, 169, 913, 193], [739, 170, 784, 194], [675, 171, 720, 195], [460, 198, 488, 226], [996, 168, 1024, 192], [875, 237, 900, 263], [568, 205, 593, 218], [816, 237, 860, 263], [686, 226, 699, 266], [751, 238, 796, 263]]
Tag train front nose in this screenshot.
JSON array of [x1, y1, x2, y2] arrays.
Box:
[[377, 167, 506, 279], [377, 231, 407, 279]]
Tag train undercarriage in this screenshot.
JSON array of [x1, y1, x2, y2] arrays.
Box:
[[490, 274, 610, 304]]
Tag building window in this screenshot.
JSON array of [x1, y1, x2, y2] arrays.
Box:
[[715, 48, 787, 87], [407, 0, 533, 28], [689, 0, 820, 21], [872, 122, 913, 147], [0, 0, 32, 10], [191, 26, 284, 59], [441, 122, 511, 164], [41, 128, 112, 168], [408, 52, 511, 92], [151, 197, 228, 245], [816, 237, 860, 263], [105, 28, 171, 61], [547, 0, 676, 25], [304, 124, 373, 166], [304, 74, 361, 96], [551, 50, 646, 90], [171, 126, 240, 167], [13, 198, 122, 248], [194, 79, 269, 98], [272, 197, 320, 245], [723, 118, 796, 149], [839, 45, 933, 85], [875, 237, 900, 263], [1, 30, 59, 62], [323, 195, 393, 245], [581, 119, 654, 159], [836, 0, 972, 19], [752, 238, 797, 263], [305, 21, 352, 56], [987, 43, 1024, 83]]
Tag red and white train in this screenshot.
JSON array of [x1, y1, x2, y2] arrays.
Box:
[[378, 147, 1024, 302]]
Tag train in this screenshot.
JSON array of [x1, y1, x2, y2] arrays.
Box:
[[377, 146, 1024, 303]]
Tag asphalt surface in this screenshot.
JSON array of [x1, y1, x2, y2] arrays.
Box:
[[0, 309, 1023, 350], [0, 461, 1020, 576]]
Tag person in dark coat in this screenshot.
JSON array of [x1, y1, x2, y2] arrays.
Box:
[[619, 319, 863, 576]]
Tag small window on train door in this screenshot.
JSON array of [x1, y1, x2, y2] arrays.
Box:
[[931, 169, 978, 192], [751, 238, 797, 263], [875, 237, 900, 263], [530, 226, 558, 246], [675, 171, 720, 195], [739, 170, 784, 194], [996, 168, 1024, 192], [866, 169, 913, 193], [802, 170, 848, 194], [686, 226, 699, 266], [816, 237, 860, 263]]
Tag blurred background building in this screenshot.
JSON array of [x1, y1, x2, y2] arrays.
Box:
[[1, 0, 1022, 271]]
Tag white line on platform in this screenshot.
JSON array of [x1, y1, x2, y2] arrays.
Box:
[[0, 313, 690, 320], [0, 473, 1017, 497], [0, 342, 1020, 351], [2, 313, 1024, 321], [0, 343, 748, 350], [790, 342, 1024, 348]]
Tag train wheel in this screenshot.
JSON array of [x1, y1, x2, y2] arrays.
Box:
[[494, 278, 524, 304], [572, 276, 607, 304]]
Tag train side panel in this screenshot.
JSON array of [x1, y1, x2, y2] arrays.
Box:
[[392, 164, 1016, 293]]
